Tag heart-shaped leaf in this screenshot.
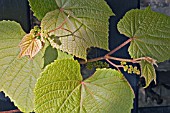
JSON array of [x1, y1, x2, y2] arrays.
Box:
[[29, 0, 114, 60], [0, 21, 45, 112], [117, 7, 170, 62], [35, 59, 134, 113], [18, 33, 43, 58]]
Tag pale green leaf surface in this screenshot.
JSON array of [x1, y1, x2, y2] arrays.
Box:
[[0, 21, 45, 112], [140, 60, 156, 88], [28, 0, 58, 20], [118, 7, 170, 62], [40, 0, 114, 59], [35, 59, 134, 113]]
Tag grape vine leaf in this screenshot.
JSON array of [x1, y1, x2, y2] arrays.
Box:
[[29, 0, 114, 60], [117, 7, 170, 62], [0, 21, 45, 112], [35, 59, 134, 113], [44, 45, 73, 67], [140, 60, 156, 87]]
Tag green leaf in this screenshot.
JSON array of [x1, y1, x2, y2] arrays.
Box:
[[140, 60, 156, 88], [35, 59, 134, 113], [0, 21, 45, 112], [117, 7, 170, 62], [39, 0, 114, 60], [28, 0, 58, 20], [57, 49, 73, 60], [44, 45, 73, 67], [43, 45, 58, 67]]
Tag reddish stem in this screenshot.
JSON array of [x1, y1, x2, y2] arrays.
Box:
[[105, 59, 123, 71], [0, 109, 21, 113], [80, 38, 133, 64], [106, 38, 132, 56], [81, 81, 85, 85], [108, 56, 139, 63], [79, 56, 105, 64], [79, 38, 134, 70]]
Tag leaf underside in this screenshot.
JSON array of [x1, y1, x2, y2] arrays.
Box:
[[29, 0, 114, 60], [35, 59, 134, 113], [18, 33, 43, 58], [118, 7, 170, 63], [0, 21, 45, 112]]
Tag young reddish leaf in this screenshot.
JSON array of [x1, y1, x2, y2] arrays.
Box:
[[18, 33, 43, 58]]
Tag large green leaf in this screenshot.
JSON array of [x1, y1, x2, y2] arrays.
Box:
[[34, 0, 114, 60], [35, 59, 134, 113], [0, 21, 45, 112], [140, 60, 156, 88], [117, 7, 170, 62]]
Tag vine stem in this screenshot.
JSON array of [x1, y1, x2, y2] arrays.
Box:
[[80, 56, 105, 64], [105, 59, 123, 71], [79, 38, 133, 65], [0, 109, 21, 113], [108, 57, 140, 63], [106, 38, 132, 56]]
